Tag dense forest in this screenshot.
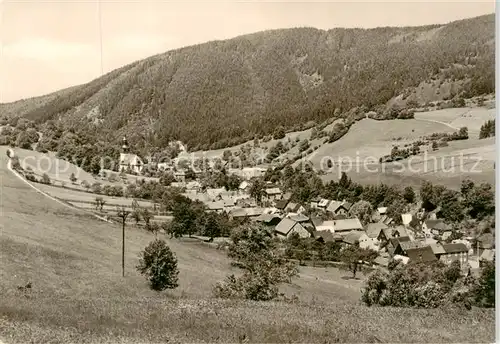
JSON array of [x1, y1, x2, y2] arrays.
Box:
[[0, 14, 494, 152]]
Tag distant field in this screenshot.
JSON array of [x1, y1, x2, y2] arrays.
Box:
[[307, 117, 456, 166], [414, 107, 495, 133], [299, 107, 495, 189], [1, 146, 494, 343]]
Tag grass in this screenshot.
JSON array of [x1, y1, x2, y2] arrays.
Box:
[[14, 148, 97, 185], [301, 110, 495, 189], [414, 107, 495, 133], [0, 146, 495, 343], [33, 182, 155, 209]]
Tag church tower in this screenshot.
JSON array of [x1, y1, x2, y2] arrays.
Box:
[[122, 137, 129, 153]]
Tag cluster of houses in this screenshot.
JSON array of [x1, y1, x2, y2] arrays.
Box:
[[184, 182, 494, 270], [117, 138, 494, 270]]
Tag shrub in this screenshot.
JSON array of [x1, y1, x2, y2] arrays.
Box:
[[413, 281, 445, 308], [479, 119, 495, 139], [41, 173, 51, 184], [361, 260, 494, 309], [473, 260, 495, 308], [11, 156, 22, 170], [136, 239, 179, 291]]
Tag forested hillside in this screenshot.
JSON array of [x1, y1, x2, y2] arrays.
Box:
[[0, 14, 494, 152]]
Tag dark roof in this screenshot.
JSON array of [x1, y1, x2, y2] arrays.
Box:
[[399, 240, 426, 252], [255, 213, 281, 224], [365, 223, 389, 238], [287, 202, 304, 212], [313, 230, 334, 242], [406, 246, 438, 263], [389, 236, 411, 247], [342, 202, 353, 210], [275, 199, 289, 210], [392, 226, 408, 237], [442, 243, 468, 254], [311, 216, 324, 227]]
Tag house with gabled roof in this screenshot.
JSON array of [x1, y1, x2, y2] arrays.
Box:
[[229, 207, 265, 220], [275, 199, 290, 212], [393, 240, 427, 257], [285, 202, 306, 215], [379, 215, 394, 226], [275, 218, 311, 239], [206, 201, 225, 213], [423, 219, 450, 233], [262, 187, 283, 204], [429, 242, 469, 267], [385, 236, 411, 256], [255, 213, 282, 227], [327, 201, 351, 216], [313, 230, 338, 243], [333, 218, 363, 234], [391, 225, 409, 239], [366, 222, 389, 239], [406, 246, 438, 263]]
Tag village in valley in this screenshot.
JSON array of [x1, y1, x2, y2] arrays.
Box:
[[8, 128, 495, 274], [0, 5, 496, 344]]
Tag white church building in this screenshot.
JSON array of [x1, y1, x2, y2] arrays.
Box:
[[119, 137, 144, 174]]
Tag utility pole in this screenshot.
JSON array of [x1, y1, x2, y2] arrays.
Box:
[[117, 206, 130, 277]]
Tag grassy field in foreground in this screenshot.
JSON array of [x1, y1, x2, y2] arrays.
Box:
[[0, 148, 495, 343]]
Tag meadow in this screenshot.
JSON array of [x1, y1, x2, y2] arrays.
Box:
[[33, 182, 155, 210], [0, 146, 495, 343], [304, 107, 495, 189]]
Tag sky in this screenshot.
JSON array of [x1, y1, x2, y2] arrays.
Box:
[[0, 0, 495, 103]]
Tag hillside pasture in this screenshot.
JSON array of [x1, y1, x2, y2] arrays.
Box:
[[305, 114, 495, 189], [414, 107, 495, 133], [13, 148, 97, 185], [306, 118, 456, 167]]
